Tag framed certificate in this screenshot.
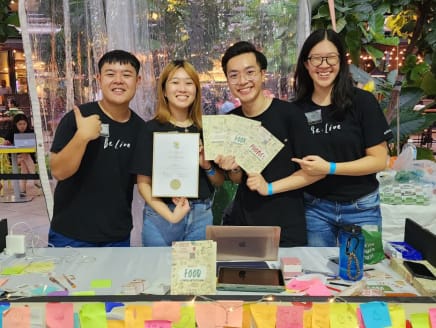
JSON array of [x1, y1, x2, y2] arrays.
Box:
[[152, 132, 199, 198]]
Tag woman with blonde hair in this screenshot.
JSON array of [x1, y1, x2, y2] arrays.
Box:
[[132, 60, 224, 246]]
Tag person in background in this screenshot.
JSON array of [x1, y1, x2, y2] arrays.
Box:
[[214, 41, 323, 247], [4, 113, 39, 196], [48, 50, 144, 247], [292, 29, 393, 246], [0, 80, 12, 105], [218, 91, 235, 114], [131, 60, 225, 246]]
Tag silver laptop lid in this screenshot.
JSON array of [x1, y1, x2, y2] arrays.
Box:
[[14, 133, 36, 147], [206, 225, 281, 261]]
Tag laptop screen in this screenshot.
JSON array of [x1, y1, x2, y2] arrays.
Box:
[[14, 133, 36, 148], [206, 225, 281, 261]]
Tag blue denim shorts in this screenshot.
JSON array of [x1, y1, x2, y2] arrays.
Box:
[[48, 229, 130, 247], [304, 189, 382, 247], [142, 198, 213, 246]]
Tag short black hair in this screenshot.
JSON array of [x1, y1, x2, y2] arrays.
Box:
[[98, 50, 141, 74], [221, 41, 267, 76]]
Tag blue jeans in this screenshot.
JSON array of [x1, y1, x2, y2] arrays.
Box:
[[142, 199, 213, 246], [304, 190, 382, 247], [48, 229, 130, 247]]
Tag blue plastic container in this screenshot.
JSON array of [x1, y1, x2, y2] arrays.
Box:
[[338, 225, 365, 281]]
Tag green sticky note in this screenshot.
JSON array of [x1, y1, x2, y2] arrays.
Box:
[[90, 279, 112, 289], [1, 265, 28, 275], [71, 291, 96, 296]]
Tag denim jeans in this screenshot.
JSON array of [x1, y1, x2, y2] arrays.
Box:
[[304, 189, 382, 247], [48, 229, 130, 247], [142, 199, 213, 246]]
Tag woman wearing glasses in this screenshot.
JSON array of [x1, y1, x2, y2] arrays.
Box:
[[292, 29, 393, 247]]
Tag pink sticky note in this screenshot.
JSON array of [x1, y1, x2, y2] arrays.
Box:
[[145, 320, 172, 328], [286, 278, 313, 291], [356, 308, 365, 328], [195, 301, 243, 328], [2, 306, 31, 328], [46, 303, 74, 328], [276, 305, 304, 328], [429, 308, 436, 328], [151, 302, 181, 322], [304, 279, 333, 296]]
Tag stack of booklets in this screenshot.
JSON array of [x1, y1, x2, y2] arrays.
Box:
[[202, 114, 283, 173]]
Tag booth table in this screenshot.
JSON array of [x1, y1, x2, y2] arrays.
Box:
[[0, 246, 422, 298], [0, 145, 36, 203]]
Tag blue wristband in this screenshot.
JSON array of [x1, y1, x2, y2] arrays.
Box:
[[329, 162, 336, 175], [205, 166, 216, 176], [267, 182, 273, 196]]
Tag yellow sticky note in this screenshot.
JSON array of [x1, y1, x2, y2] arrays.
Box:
[[242, 303, 252, 328], [312, 303, 330, 328], [303, 309, 312, 328], [125, 305, 152, 328], [26, 261, 55, 273], [90, 279, 112, 288], [250, 303, 277, 328], [388, 304, 406, 328], [107, 320, 125, 328], [330, 303, 358, 328]]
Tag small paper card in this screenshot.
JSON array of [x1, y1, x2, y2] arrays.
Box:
[[152, 132, 199, 197], [171, 240, 217, 295]]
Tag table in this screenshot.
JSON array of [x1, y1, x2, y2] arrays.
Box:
[[0, 145, 36, 203], [0, 246, 421, 298], [380, 195, 436, 242]]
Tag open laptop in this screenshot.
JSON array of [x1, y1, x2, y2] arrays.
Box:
[[14, 133, 36, 148], [206, 225, 281, 261]]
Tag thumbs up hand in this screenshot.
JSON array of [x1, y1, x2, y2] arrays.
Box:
[[73, 106, 101, 141]]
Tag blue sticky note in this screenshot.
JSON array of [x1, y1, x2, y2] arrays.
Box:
[[106, 302, 124, 313], [360, 302, 392, 328], [0, 303, 11, 327]]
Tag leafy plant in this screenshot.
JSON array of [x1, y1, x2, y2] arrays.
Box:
[[312, 0, 436, 148], [0, 0, 20, 43]]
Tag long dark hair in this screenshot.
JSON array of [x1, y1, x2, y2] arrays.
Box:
[[11, 113, 33, 134], [294, 29, 354, 120]]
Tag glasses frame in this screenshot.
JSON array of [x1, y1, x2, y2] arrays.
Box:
[[307, 54, 340, 67], [227, 69, 260, 85]]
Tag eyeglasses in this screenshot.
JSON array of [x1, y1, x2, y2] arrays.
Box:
[[227, 69, 259, 85], [307, 54, 340, 67]]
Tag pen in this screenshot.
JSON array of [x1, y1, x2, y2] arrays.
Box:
[[63, 274, 76, 288], [329, 282, 351, 287], [49, 276, 68, 291], [326, 285, 341, 293]]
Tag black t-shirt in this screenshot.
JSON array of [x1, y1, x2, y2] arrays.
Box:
[[50, 102, 145, 242], [130, 119, 214, 201], [295, 87, 393, 201], [227, 98, 314, 247]]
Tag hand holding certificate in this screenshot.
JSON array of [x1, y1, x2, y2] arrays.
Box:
[[152, 132, 200, 197], [202, 115, 283, 173]]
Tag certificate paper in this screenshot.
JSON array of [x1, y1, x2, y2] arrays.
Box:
[[171, 240, 217, 295], [152, 132, 199, 197]]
